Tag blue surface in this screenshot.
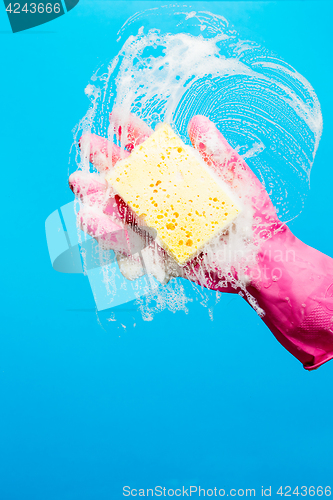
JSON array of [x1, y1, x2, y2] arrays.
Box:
[[1, 1, 333, 499], [45, 201, 161, 308]]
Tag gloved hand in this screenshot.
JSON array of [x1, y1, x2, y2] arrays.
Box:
[[69, 112, 333, 370]]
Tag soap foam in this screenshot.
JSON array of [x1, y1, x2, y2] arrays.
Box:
[[70, 6, 322, 323]]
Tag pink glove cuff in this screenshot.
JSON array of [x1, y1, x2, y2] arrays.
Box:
[[246, 227, 333, 370]]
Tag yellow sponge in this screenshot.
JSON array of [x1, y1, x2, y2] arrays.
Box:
[[107, 124, 241, 266]]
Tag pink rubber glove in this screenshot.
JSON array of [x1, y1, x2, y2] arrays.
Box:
[[69, 113, 333, 370], [69, 111, 152, 253], [187, 116, 333, 370]]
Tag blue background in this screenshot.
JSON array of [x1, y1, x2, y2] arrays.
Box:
[[1, 1, 333, 499]]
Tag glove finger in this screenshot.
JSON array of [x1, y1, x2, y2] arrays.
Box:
[[78, 208, 131, 254], [188, 115, 263, 194], [189, 115, 281, 237], [69, 171, 107, 198], [69, 170, 127, 223], [79, 208, 148, 256], [79, 133, 130, 172], [109, 109, 153, 152]]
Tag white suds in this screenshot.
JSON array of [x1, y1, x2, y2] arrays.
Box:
[[70, 6, 322, 323]]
